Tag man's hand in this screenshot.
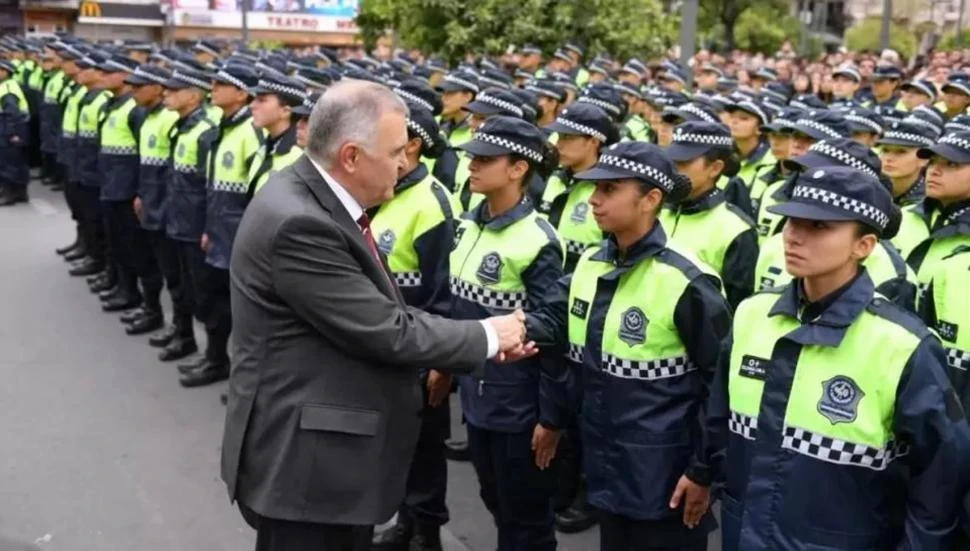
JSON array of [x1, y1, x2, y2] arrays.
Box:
[[485, 309, 527, 353], [669, 475, 710, 529], [200, 233, 210, 252], [133, 196, 143, 222], [531, 423, 560, 470], [496, 341, 540, 363], [426, 369, 452, 408]]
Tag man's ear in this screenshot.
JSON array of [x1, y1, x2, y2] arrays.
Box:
[[338, 142, 359, 173]]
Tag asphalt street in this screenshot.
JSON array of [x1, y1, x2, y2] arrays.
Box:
[[0, 182, 718, 551]]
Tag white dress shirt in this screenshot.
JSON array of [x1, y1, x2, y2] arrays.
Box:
[[307, 158, 499, 358]]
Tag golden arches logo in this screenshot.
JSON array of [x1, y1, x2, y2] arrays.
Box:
[[79, 1, 102, 17]]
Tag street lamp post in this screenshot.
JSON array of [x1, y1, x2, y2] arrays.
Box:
[[880, 0, 892, 50], [679, 0, 698, 92], [241, 0, 249, 45]]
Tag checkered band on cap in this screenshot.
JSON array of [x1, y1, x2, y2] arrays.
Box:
[[845, 114, 883, 134], [449, 277, 527, 311], [132, 67, 168, 86], [807, 142, 879, 179], [761, 87, 788, 103], [443, 74, 479, 93], [598, 154, 676, 192], [578, 96, 621, 116], [672, 128, 733, 147], [393, 271, 422, 288], [195, 43, 220, 57], [406, 118, 434, 148], [525, 84, 562, 100], [946, 122, 970, 132], [909, 81, 936, 97], [294, 73, 327, 90], [472, 131, 543, 162], [794, 118, 843, 139], [173, 71, 212, 91], [566, 343, 584, 363], [602, 354, 696, 381], [614, 82, 643, 99], [781, 425, 909, 471], [256, 78, 305, 101], [553, 115, 607, 142], [729, 410, 758, 441], [906, 117, 942, 133], [394, 88, 434, 113], [215, 70, 247, 90], [790, 184, 891, 230], [673, 103, 716, 123], [103, 59, 133, 73], [476, 93, 523, 117], [939, 134, 970, 151], [881, 130, 934, 147]]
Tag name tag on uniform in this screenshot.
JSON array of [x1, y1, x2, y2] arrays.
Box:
[[938, 320, 959, 343], [570, 298, 589, 319], [739, 355, 769, 380]]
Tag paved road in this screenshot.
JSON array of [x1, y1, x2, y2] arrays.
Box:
[[0, 183, 718, 551]]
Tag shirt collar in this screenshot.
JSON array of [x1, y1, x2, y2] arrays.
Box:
[[107, 92, 131, 108], [220, 105, 251, 129], [740, 139, 770, 165], [768, 268, 874, 347], [466, 196, 534, 230], [268, 124, 298, 156], [395, 163, 428, 193], [895, 173, 925, 207], [590, 220, 668, 266], [672, 187, 724, 214], [308, 158, 365, 224]]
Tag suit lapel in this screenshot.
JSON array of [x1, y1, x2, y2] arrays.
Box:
[[293, 156, 404, 304]]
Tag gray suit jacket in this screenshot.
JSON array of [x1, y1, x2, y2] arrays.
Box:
[[220, 155, 488, 526]]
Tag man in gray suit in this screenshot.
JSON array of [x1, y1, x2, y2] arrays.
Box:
[[221, 80, 529, 551]]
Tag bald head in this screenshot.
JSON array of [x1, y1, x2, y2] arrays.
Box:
[[306, 80, 408, 168]]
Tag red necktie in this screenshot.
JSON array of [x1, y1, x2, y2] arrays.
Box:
[[357, 214, 394, 286]]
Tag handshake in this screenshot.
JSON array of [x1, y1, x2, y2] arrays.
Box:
[[483, 309, 539, 362]]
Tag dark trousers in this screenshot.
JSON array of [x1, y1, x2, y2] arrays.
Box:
[[467, 424, 557, 551], [104, 199, 156, 302], [41, 152, 59, 182], [150, 231, 191, 334], [0, 146, 29, 194], [175, 239, 207, 341], [77, 186, 106, 265], [239, 503, 373, 551], [201, 265, 232, 365], [597, 510, 712, 551], [400, 387, 450, 527]]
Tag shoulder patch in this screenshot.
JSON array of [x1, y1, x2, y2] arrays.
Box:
[[655, 246, 712, 282], [533, 215, 560, 247], [866, 296, 932, 339], [428, 179, 456, 222], [724, 201, 757, 228]]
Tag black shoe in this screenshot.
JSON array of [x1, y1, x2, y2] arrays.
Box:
[[0, 192, 27, 206], [120, 307, 146, 324], [179, 360, 229, 388], [64, 248, 89, 262], [159, 338, 197, 362], [177, 356, 208, 375], [101, 295, 141, 313], [56, 240, 80, 255], [125, 312, 163, 335], [86, 271, 109, 285], [444, 439, 469, 462], [149, 325, 179, 348], [98, 287, 121, 301], [409, 529, 442, 551], [371, 518, 413, 551], [554, 506, 597, 534], [50, 184, 63, 192], [69, 260, 104, 277], [89, 278, 116, 293]]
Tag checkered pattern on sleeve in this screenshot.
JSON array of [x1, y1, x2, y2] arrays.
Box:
[[672, 129, 733, 147], [598, 154, 676, 193], [173, 162, 198, 174], [101, 145, 137, 156], [939, 134, 970, 151], [553, 116, 607, 142], [729, 410, 758, 441], [212, 180, 248, 194], [394, 88, 435, 113], [807, 142, 880, 179], [449, 276, 527, 310], [565, 239, 591, 257], [946, 347, 970, 371], [578, 96, 622, 117], [881, 130, 934, 147], [602, 353, 696, 380], [477, 93, 523, 117], [473, 132, 543, 162], [444, 74, 480, 93], [781, 425, 909, 471], [566, 343, 584, 363], [790, 185, 890, 230], [140, 155, 167, 167], [393, 271, 423, 288], [845, 114, 883, 134], [256, 79, 305, 102], [794, 119, 843, 139]]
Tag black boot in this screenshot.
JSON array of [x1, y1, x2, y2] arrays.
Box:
[[371, 515, 413, 551], [409, 525, 442, 551], [86, 270, 111, 285], [159, 337, 197, 362], [56, 236, 82, 256], [125, 310, 164, 335], [0, 190, 28, 206], [177, 356, 207, 375], [178, 359, 230, 388], [554, 485, 597, 534], [64, 248, 90, 262], [149, 325, 179, 348], [69, 259, 104, 277], [101, 294, 141, 313], [444, 438, 469, 462], [98, 287, 122, 301], [89, 277, 116, 293], [120, 307, 146, 324]]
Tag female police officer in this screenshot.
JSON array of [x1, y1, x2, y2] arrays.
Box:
[[450, 115, 568, 551], [523, 141, 733, 550], [715, 165, 970, 550]]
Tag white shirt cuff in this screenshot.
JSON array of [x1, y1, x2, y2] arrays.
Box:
[[480, 320, 499, 359]]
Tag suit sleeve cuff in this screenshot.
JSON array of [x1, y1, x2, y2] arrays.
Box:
[[479, 320, 498, 359]]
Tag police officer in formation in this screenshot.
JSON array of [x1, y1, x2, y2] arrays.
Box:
[[7, 34, 970, 550]]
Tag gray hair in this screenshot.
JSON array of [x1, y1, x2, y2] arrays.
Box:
[[305, 80, 409, 168]]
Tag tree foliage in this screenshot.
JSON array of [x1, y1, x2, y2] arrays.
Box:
[[732, 4, 802, 54], [844, 17, 918, 58], [356, 0, 677, 62], [698, 0, 789, 51]]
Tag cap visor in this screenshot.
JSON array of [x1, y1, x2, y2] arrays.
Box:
[[292, 105, 312, 117], [660, 112, 685, 124], [248, 84, 275, 96], [435, 81, 467, 93], [871, 75, 900, 81], [918, 143, 970, 161], [876, 136, 924, 148], [665, 143, 711, 162], [545, 121, 591, 136], [783, 151, 834, 172], [459, 139, 512, 158], [767, 201, 860, 222], [162, 78, 190, 90], [212, 73, 246, 89], [574, 166, 633, 181], [463, 100, 503, 115], [847, 122, 878, 135], [790, 123, 830, 142], [124, 75, 154, 86]]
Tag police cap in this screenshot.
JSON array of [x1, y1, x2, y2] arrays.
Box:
[[546, 103, 619, 145], [393, 79, 442, 117], [464, 88, 525, 119], [459, 115, 546, 164], [125, 64, 171, 86], [918, 131, 970, 164], [876, 120, 937, 148]]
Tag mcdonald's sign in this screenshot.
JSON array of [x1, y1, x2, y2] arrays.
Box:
[[78, 0, 101, 17]]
